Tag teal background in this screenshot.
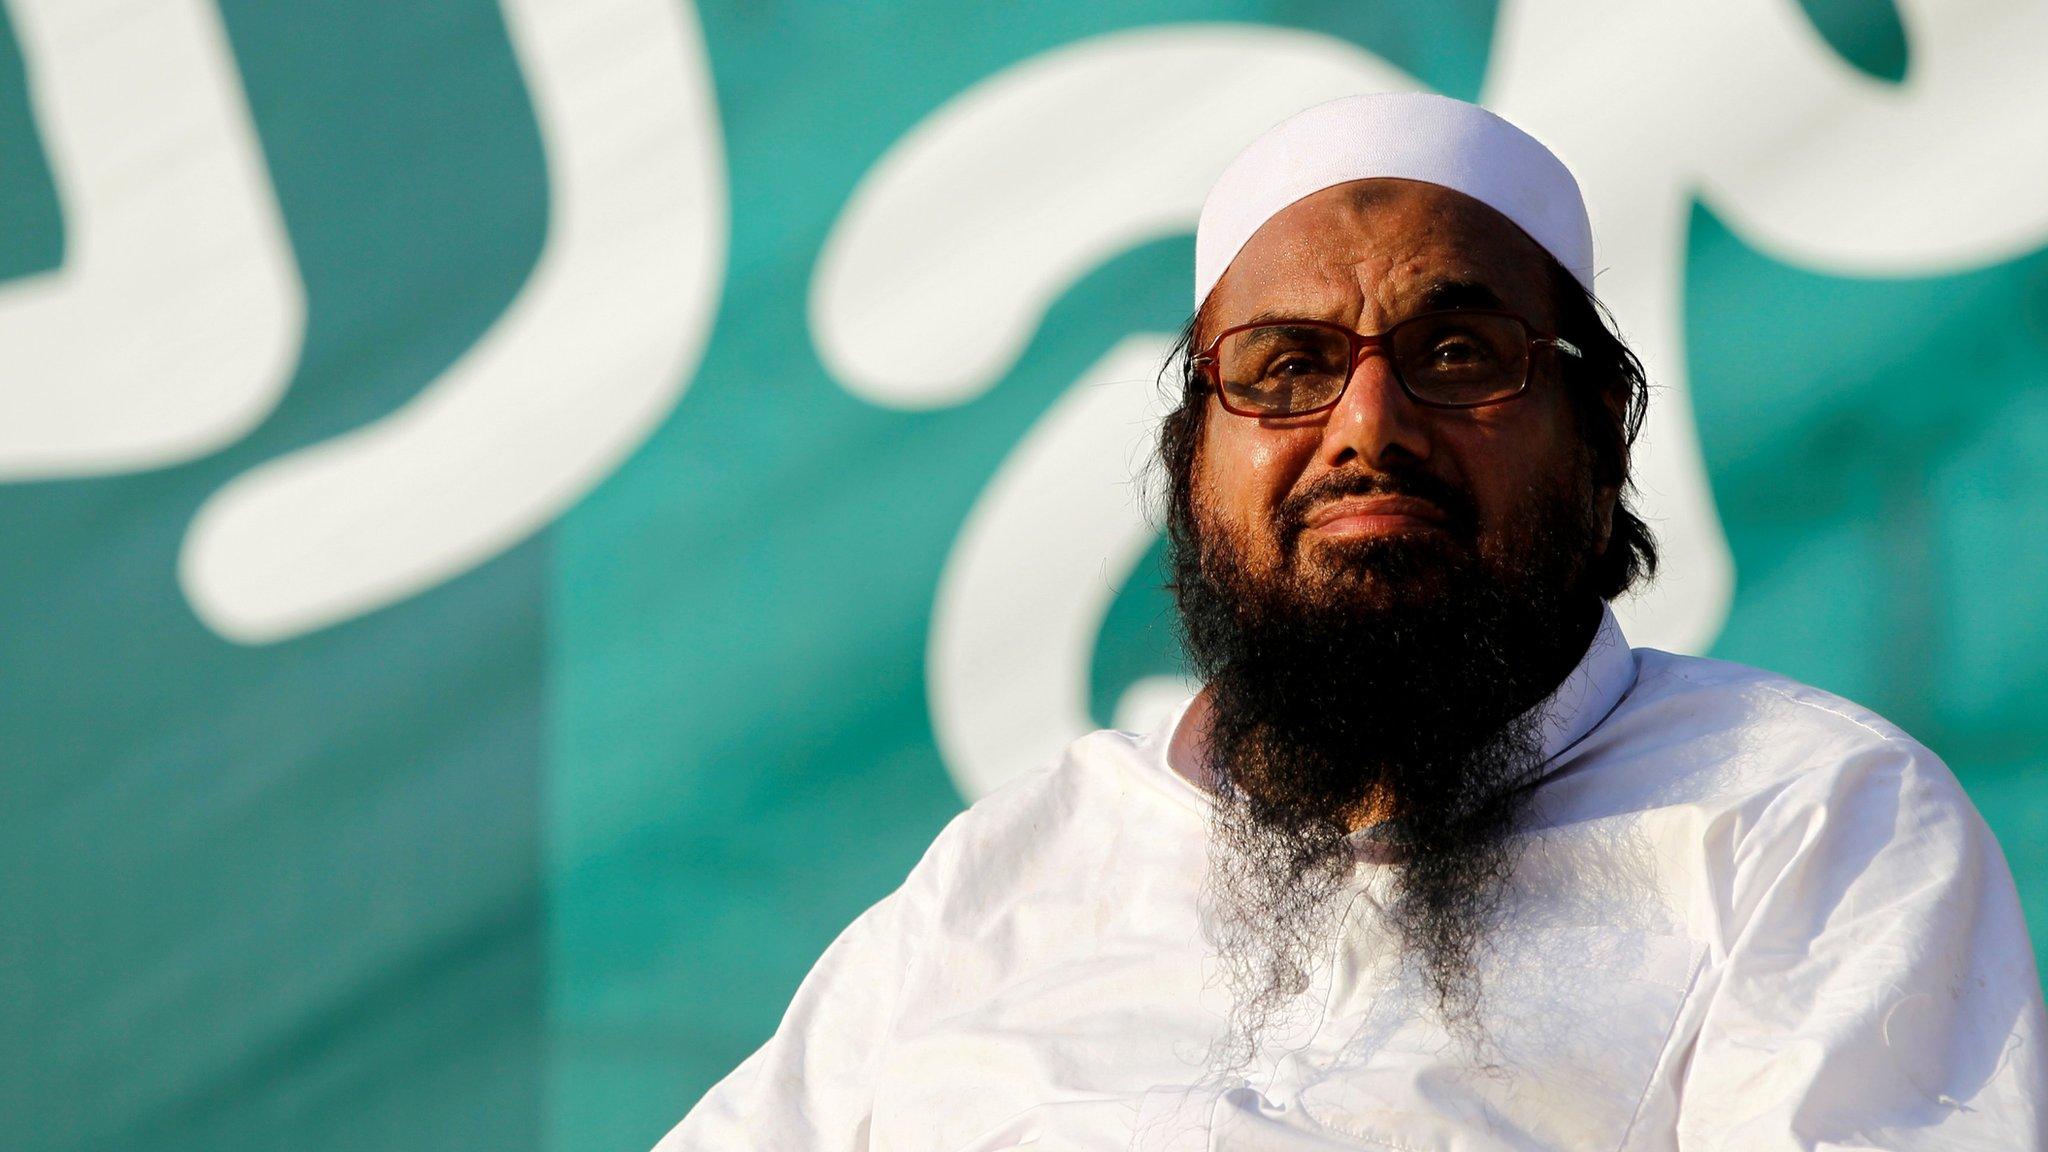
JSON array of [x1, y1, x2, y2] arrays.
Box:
[[2, 3, 2042, 1151]]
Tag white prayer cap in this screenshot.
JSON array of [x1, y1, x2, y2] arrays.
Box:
[[1194, 93, 1594, 308]]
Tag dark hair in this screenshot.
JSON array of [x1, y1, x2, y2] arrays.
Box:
[[1157, 257, 1657, 600]]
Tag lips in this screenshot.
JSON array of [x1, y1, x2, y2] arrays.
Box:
[[1302, 494, 1448, 534]]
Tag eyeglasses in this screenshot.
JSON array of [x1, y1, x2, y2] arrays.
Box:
[[1192, 310, 1582, 417]]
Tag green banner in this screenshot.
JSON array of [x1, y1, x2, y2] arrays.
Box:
[[3, 2, 2044, 1151]]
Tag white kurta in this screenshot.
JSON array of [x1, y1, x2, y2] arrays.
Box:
[[655, 608, 2048, 1151]]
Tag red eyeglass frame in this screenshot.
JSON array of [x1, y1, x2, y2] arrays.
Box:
[[1190, 309, 1583, 417]]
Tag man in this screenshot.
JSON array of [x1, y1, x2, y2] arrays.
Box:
[[656, 94, 2047, 1150]]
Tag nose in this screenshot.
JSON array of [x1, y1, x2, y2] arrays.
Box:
[[1316, 344, 1431, 470]]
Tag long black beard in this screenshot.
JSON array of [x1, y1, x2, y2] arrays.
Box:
[[1173, 466, 1599, 1070]]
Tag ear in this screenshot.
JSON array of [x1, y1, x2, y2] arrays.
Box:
[[1591, 481, 1618, 556], [1591, 377, 1631, 558], [1186, 398, 1220, 502]]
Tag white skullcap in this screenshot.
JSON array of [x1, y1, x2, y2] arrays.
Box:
[[1194, 92, 1594, 308]]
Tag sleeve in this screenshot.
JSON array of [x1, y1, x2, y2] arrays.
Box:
[[649, 821, 957, 1152], [1677, 734, 2048, 1150]]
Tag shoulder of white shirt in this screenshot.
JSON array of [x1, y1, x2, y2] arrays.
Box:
[[923, 636, 1980, 877]]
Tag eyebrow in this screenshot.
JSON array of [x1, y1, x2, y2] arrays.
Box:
[[1237, 307, 1341, 330], [1230, 279, 1510, 333], [1416, 277, 1507, 313]]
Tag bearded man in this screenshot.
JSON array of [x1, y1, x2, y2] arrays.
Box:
[[655, 94, 2047, 1151]]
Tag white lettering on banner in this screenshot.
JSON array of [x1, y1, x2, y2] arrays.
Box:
[[929, 334, 1199, 801], [819, 28, 1428, 800], [0, 0, 304, 480], [1482, 0, 2048, 662], [811, 29, 1420, 409], [814, 7, 2048, 800], [178, 0, 727, 643]]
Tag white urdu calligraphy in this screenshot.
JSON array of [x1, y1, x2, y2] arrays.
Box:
[[811, 3, 2048, 800]]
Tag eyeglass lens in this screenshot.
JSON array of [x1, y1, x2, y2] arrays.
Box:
[[1214, 313, 1532, 414]]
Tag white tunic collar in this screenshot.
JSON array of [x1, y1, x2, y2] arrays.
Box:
[[1531, 601, 1637, 768]]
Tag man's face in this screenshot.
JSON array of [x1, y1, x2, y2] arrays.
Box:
[[1177, 178, 1621, 1063], [1192, 178, 1611, 599]]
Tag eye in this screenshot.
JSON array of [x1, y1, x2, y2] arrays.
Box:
[[1269, 353, 1323, 377], [1411, 327, 1514, 381], [1256, 338, 1347, 380], [1429, 335, 1492, 366]]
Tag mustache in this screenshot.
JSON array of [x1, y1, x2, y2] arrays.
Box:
[[1275, 467, 1479, 548]]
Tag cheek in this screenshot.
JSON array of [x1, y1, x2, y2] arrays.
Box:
[[1454, 403, 1591, 537], [1194, 410, 1310, 529]]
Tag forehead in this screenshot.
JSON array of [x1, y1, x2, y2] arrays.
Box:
[[1201, 178, 1557, 334]]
